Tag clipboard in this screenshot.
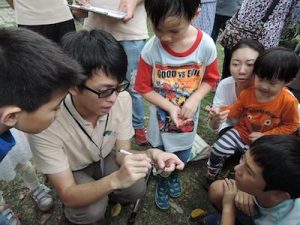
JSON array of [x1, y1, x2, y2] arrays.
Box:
[[68, 4, 127, 19]]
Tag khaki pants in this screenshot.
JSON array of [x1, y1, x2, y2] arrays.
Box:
[[64, 152, 146, 224]]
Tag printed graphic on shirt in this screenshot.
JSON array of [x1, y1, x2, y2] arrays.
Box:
[[242, 108, 279, 133], [153, 63, 203, 133]]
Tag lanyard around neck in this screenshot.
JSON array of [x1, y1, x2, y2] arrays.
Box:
[[63, 98, 109, 161]]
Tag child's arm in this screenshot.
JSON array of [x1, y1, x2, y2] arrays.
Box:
[[180, 82, 212, 119], [222, 93, 246, 119], [181, 47, 220, 120], [221, 178, 238, 225], [134, 57, 187, 128], [207, 105, 230, 130], [143, 91, 186, 128]]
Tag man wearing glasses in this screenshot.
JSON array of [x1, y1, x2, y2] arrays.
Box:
[[28, 30, 184, 225]]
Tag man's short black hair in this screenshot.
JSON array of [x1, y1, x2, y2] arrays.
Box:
[[253, 47, 300, 83], [0, 28, 84, 112], [145, 0, 200, 28], [60, 29, 127, 85], [250, 135, 300, 199]]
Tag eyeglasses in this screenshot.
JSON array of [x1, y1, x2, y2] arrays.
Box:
[[82, 81, 130, 98]]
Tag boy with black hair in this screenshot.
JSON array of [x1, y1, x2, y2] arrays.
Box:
[[0, 28, 84, 224], [207, 47, 300, 182], [135, 0, 219, 209], [28, 29, 184, 224], [207, 135, 300, 225]]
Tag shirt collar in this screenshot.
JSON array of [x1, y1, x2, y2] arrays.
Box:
[[63, 94, 108, 127]]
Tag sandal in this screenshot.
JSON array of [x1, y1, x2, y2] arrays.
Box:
[[0, 204, 21, 225]]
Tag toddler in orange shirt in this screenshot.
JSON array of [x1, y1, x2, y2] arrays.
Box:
[[207, 47, 300, 182]]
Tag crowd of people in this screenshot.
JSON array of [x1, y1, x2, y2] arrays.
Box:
[[0, 0, 300, 225]]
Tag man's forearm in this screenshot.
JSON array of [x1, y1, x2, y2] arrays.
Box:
[[6, 0, 14, 8], [50, 172, 119, 207]]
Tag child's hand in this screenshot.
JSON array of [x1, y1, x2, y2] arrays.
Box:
[[169, 105, 189, 128], [206, 105, 229, 126], [222, 178, 237, 210], [234, 191, 257, 216], [248, 132, 264, 143], [180, 98, 198, 120]]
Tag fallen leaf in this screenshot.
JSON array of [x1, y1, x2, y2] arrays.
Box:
[[111, 203, 122, 217], [18, 193, 25, 201], [169, 200, 183, 214], [191, 208, 207, 219]]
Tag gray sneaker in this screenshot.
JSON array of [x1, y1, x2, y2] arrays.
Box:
[[30, 184, 53, 212]]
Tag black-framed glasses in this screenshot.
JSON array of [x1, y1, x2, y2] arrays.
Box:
[[82, 80, 130, 98]]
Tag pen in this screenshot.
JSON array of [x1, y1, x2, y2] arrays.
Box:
[[118, 149, 164, 175]]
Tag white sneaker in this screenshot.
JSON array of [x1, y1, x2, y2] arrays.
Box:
[[30, 184, 53, 212]]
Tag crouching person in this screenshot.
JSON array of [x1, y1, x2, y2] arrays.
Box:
[[28, 30, 184, 225]]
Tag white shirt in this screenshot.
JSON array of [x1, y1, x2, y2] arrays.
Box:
[[213, 76, 238, 132], [14, 0, 72, 25]]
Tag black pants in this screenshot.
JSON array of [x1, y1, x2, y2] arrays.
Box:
[[211, 14, 231, 43], [211, 14, 232, 79], [18, 19, 75, 43]]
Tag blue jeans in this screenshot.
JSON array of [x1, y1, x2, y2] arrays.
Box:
[[119, 40, 146, 129], [157, 146, 191, 165], [174, 148, 192, 165]]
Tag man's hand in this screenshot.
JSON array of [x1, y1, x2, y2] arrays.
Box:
[[234, 190, 257, 216], [248, 132, 264, 143], [112, 153, 151, 189], [147, 148, 185, 173], [117, 0, 138, 22]]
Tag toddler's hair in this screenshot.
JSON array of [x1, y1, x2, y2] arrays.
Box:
[[253, 47, 300, 83], [145, 0, 201, 28]]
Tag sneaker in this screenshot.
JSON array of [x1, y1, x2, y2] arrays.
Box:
[[134, 128, 148, 145], [0, 205, 21, 225], [168, 171, 182, 198], [155, 175, 169, 210], [30, 184, 54, 212]]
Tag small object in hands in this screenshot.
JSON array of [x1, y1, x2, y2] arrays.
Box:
[[205, 105, 212, 112], [191, 208, 208, 220], [111, 202, 122, 217], [119, 149, 164, 175], [152, 167, 164, 176]]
